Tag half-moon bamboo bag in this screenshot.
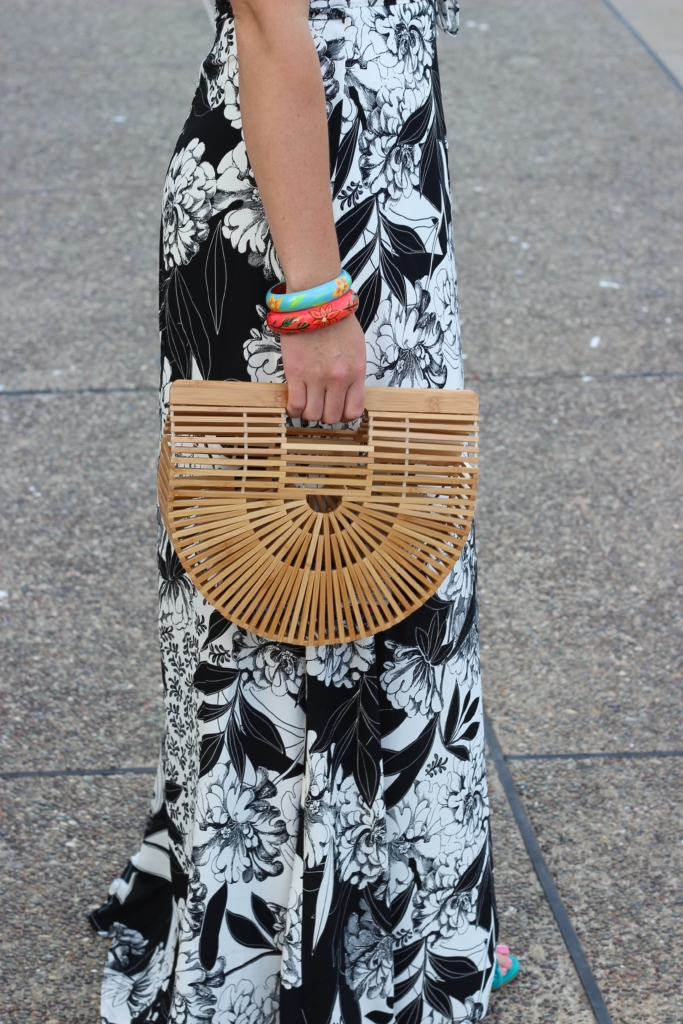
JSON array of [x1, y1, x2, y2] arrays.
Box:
[[158, 381, 479, 645]]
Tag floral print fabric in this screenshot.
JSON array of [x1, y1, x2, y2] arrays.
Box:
[[92, 2, 497, 1022]]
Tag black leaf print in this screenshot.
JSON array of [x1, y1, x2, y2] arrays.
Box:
[[205, 609, 232, 647], [199, 731, 224, 778], [455, 842, 488, 894], [463, 695, 480, 725], [225, 910, 275, 950], [365, 1014, 394, 1024], [336, 195, 375, 262], [431, 966, 484, 1003], [397, 99, 431, 146], [380, 705, 407, 738], [475, 855, 494, 932], [339, 973, 362, 1024], [250, 893, 278, 939], [382, 218, 428, 259], [444, 674, 460, 745], [381, 218, 436, 285], [205, 222, 228, 333], [356, 265, 383, 332], [380, 246, 407, 308], [428, 952, 480, 981], [345, 235, 377, 282], [333, 115, 362, 199], [453, 585, 477, 658], [198, 699, 231, 723], [199, 881, 227, 970], [418, 121, 442, 210], [225, 714, 246, 780], [356, 676, 382, 805], [166, 269, 212, 378], [238, 692, 292, 775], [390, 880, 415, 929], [193, 662, 239, 696], [364, 885, 391, 933], [347, 85, 368, 131], [393, 938, 424, 977], [384, 717, 438, 807], [164, 780, 183, 803], [396, 995, 424, 1024], [328, 99, 344, 177], [460, 721, 480, 742], [423, 975, 451, 1018], [447, 744, 471, 761], [394, 971, 420, 1002], [310, 690, 357, 772]]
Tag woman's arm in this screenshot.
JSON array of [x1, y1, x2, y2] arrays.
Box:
[[232, 0, 366, 423]]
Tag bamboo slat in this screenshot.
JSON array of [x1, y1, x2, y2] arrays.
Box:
[[158, 381, 479, 644]]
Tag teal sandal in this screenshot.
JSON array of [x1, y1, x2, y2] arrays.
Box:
[[491, 944, 520, 991]]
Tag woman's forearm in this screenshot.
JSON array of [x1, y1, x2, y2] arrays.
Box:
[[233, 0, 340, 291]]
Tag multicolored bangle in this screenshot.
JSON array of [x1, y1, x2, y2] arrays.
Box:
[[266, 290, 359, 334], [266, 269, 352, 313]]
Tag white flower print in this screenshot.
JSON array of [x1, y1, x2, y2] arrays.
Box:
[[344, 906, 393, 999], [306, 637, 375, 687], [243, 306, 285, 383], [302, 749, 336, 867], [359, 79, 429, 200], [101, 918, 176, 1024], [436, 536, 474, 605], [214, 142, 281, 278], [280, 885, 304, 989], [438, 758, 488, 845], [158, 537, 194, 629], [162, 139, 216, 271], [387, 781, 442, 893], [381, 606, 456, 718], [170, 949, 225, 1024], [233, 629, 304, 699], [368, 288, 447, 389], [217, 976, 279, 1024], [195, 767, 288, 882], [370, 2, 435, 76], [337, 775, 387, 888], [413, 846, 483, 941]]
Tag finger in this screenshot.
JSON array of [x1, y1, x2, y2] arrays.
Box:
[[286, 377, 306, 419], [322, 385, 346, 426], [302, 384, 325, 423], [341, 377, 365, 423]]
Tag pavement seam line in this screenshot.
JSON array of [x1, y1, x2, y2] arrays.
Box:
[[506, 749, 683, 762], [0, 767, 157, 780], [601, 0, 683, 95], [0, 370, 680, 400], [485, 711, 614, 1024]]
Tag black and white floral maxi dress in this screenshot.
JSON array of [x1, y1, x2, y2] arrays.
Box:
[[91, 2, 498, 1022]]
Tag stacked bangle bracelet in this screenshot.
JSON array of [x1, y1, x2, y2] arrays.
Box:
[[266, 289, 359, 334], [264, 268, 358, 334], [266, 269, 352, 312]]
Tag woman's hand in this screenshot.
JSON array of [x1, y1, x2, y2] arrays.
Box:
[[232, 0, 367, 422], [281, 313, 366, 424]]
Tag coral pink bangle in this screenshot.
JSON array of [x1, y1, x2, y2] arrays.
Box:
[[266, 290, 359, 334]]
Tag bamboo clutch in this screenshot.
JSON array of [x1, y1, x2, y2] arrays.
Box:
[[158, 381, 479, 645]]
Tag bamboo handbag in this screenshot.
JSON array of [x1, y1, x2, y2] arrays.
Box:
[[158, 381, 479, 645]]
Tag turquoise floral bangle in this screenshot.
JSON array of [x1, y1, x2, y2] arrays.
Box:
[[265, 269, 352, 313]]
